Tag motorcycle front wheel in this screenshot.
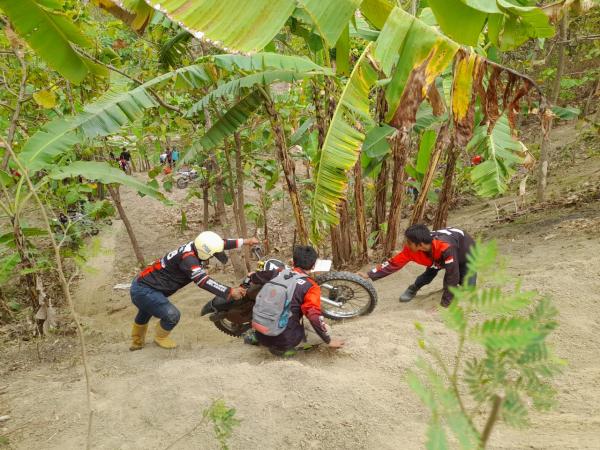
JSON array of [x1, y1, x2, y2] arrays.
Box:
[[176, 178, 188, 189], [316, 272, 378, 320]]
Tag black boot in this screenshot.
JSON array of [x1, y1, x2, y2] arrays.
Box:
[[399, 284, 419, 302]]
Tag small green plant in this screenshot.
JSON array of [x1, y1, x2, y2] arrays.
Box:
[[408, 241, 564, 449], [204, 399, 241, 450]]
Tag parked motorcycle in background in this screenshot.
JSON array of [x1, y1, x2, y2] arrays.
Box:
[[175, 168, 198, 189]]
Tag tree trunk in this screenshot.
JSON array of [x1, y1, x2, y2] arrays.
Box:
[[260, 190, 270, 254], [234, 132, 252, 271], [330, 201, 352, 267], [353, 161, 368, 264], [312, 80, 327, 149], [432, 144, 459, 230], [210, 157, 246, 278], [536, 108, 554, 203], [384, 132, 411, 256], [202, 181, 210, 230], [410, 124, 450, 225], [262, 90, 309, 244], [223, 138, 251, 271], [107, 185, 145, 267], [411, 0, 419, 15], [551, 12, 569, 104]]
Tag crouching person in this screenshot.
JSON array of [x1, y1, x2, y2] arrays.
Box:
[[245, 246, 344, 357]]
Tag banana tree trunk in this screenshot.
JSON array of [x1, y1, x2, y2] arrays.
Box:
[[107, 185, 145, 267], [210, 156, 246, 278], [312, 80, 327, 149], [262, 91, 309, 245], [410, 124, 450, 225], [432, 144, 459, 230], [372, 158, 388, 248], [330, 200, 353, 268], [384, 131, 411, 256], [353, 161, 368, 264]]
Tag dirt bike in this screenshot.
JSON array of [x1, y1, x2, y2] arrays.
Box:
[[175, 169, 198, 189], [200, 246, 378, 337]]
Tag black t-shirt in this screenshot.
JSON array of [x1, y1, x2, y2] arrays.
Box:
[[120, 151, 131, 161], [137, 239, 241, 297]]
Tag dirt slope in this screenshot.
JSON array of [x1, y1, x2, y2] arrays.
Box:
[[2, 125, 600, 449]]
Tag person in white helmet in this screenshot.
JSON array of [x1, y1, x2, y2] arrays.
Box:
[[129, 231, 259, 350]]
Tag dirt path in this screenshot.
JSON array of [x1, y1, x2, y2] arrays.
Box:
[[2, 131, 600, 449]]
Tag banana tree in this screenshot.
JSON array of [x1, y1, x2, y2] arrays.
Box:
[[309, 5, 547, 253]]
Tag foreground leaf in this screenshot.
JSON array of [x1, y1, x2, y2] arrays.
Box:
[[49, 162, 166, 201], [0, 0, 106, 83]]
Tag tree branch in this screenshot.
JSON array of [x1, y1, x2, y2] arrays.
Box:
[[2, 46, 28, 169], [480, 395, 503, 447], [75, 49, 181, 113]]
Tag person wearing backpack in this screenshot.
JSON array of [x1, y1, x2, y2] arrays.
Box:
[[245, 246, 344, 356]]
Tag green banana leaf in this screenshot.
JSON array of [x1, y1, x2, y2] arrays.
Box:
[[0, 0, 107, 84], [49, 161, 166, 201], [469, 114, 524, 197], [310, 43, 378, 242]]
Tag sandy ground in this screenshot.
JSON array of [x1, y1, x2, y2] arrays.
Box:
[[1, 125, 600, 449]]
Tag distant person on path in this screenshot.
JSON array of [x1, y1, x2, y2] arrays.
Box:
[[129, 231, 260, 350], [358, 224, 476, 307], [166, 148, 173, 168], [119, 148, 131, 174], [172, 148, 179, 166], [244, 245, 345, 356]]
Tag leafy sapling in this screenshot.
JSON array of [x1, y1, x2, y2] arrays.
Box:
[[408, 241, 564, 449]]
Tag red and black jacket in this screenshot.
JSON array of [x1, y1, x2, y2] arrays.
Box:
[[137, 239, 243, 298], [249, 267, 331, 349], [368, 227, 474, 304]]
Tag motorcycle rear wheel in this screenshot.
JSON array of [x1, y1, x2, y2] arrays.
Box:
[[316, 271, 378, 320]]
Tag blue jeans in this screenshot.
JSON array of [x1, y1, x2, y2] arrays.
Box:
[[130, 278, 180, 331]]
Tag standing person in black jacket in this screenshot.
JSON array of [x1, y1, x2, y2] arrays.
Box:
[[359, 224, 476, 307], [129, 231, 259, 350]]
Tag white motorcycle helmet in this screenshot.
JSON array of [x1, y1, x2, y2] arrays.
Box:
[[194, 231, 228, 263]]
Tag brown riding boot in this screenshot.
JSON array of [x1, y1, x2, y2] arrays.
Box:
[[154, 323, 177, 349], [129, 323, 148, 351]]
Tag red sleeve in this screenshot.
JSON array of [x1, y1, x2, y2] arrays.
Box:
[[368, 246, 412, 281], [301, 283, 331, 344]]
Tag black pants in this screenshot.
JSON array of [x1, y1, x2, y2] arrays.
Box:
[[413, 263, 477, 290]]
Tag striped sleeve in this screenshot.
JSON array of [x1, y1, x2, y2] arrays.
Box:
[[223, 238, 243, 250], [179, 253, 232, 298]]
